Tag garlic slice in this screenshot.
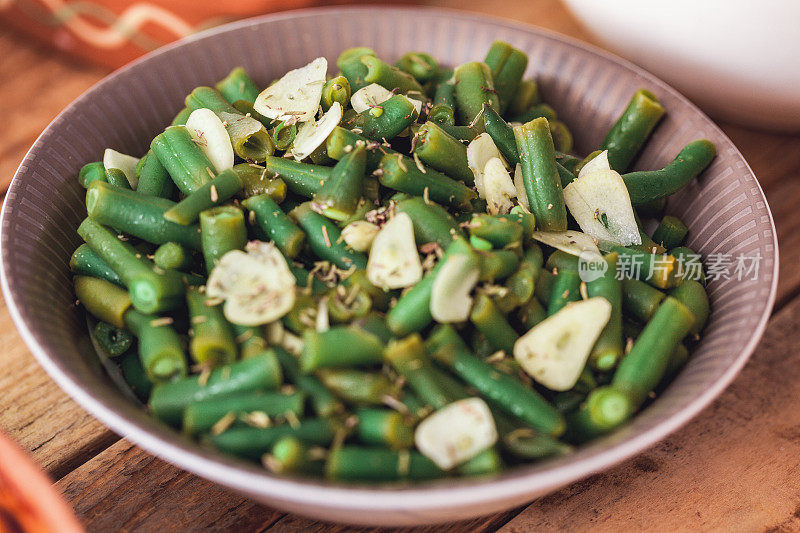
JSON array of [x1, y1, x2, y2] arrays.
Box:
[[254, 57, 327, 123], [350, 83, 423, 117], [290, 102, 343, 161], [466, 133, 507, 199], [430, 253, 480, 323], [513, 163, 530, 211], [341, 220, 380, 252], [185, 108, 234, 173], [415, 397, 498, 470], [514, 297, 612, 391], [366, 212, 422, 289], [578, 149, 611, 178], [483, 157, 517, 215], [563, 167, 641, 246], [206, 241, 296, 326], [103, 149, 139, 188], [530, 229, 601, 258]]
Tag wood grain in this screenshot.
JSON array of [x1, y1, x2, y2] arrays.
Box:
[[0, 292, 116, 480]]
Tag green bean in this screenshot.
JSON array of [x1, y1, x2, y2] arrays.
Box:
[[215, 67, 260, 105], [484, 40, 528, 114], [336, 47, 376, 92], [104, 168, 131, 190], [120, 350, 153, 402], [535, 269, 555, 306], [242, 194, 305, 259], [259, 157, 331, 197], [470, 293, 518, 354], [314, 144, 366, 221], [663, 342, 690, 383], [199, 206, 247, 273], [636, 197, 667, 219], [507, 79, 540, 117], [378, 153, 476, 210], [343, 95, 418, 141], [518, 295, 547, 330], [395, 52, 439, 83], [468, 214, 524, 248], [564, 386, 633, 443], [86, 181, 202, 249], [549, 120, 573, 154], [231, 324, 272, 364], [185, 87, 275, 162], [621, 277, 665, 323], [269, 121, 297, 151], [124, 309, 187, 382], [135, 150, 174, 198], [453, 61, 498, 126], [385, 335, 454, 410], [652, 215, 688, 250], [612, 297, 695, 408], [182, 390, 305, 436], [300, 327, 384, 372], [510, 103, 557, 124], [437, 123, 481, 142], [93, 321, 133, 357], [326, 126, 398, 171], [361, 55, 424, 94], [544, 250, 579, 273], [325, 446, 443, 481], [70, 243, 123, 287], [171, 107, 191, 126], [266, 436, 325, 476], [601, 243, 677, 289], [623, 140, 716, 205], [459, 447, 504, 476], [430, 80, 456, 126], [671, 246, 706, 285], [153, 242, 194, 272], [231, 99, 275, 129], [316, 369, 396, 406], [631, 209, 666, 254], [164, 169, 243, 225], [289, 202, 367, 270], [186, 286, 236, 366], [514, 118, 568, 231], [78, 161, 106, 188], [386, 238, 472, 336], [586, 253, 623, 371], [413, 121, 473, 184], [555, 152, 581, 173], [205, 418, 338, 461], [471, 235, 493, 251], [669, 280, 709, 336], [77, 219, 186, 313], [426, 325, 565, 436], [321, 75, 351, 111], [478, 249, 520, 281], [483, 104, 519, 164], [74, 275, 131, 328], [327, 286, 372, 323], [151, 125, 216, 195], [394, 196, 463, 251], [274, 347, 344, 418], [355, 407, 415, 449], [547, 269, 581, 316], [149, 353, 283, 425], [502, 429, 572, 460], [601, 89, 666, 172]]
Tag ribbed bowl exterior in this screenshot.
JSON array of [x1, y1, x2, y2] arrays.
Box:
[[0, 6, 778, 526]]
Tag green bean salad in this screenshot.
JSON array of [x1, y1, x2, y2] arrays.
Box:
[[72, 41, 715, 482]]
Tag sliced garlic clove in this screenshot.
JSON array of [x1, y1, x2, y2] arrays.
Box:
[[466, 133, 507, 199], [341, 220, 380, 252], [514, 297, 612, 391], [185, 108, 234, 173], [206, 241, 296, 326], [564, 168, 641, 246], [414, 397, 498, 470], [513, 163, 530, 211], [350, 83, 393, 113], [367, 212, 423, 289], [483, 157, 517, 215], [290, 102, 343, 161], [103, 149, 140, 188], [577, 149, 611, 178], [530, 229, 601, 258], [253, 57, 327, 123], [430, 253, 480, 323]]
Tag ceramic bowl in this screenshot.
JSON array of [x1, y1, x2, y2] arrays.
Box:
[[0, 6, 778, 526]]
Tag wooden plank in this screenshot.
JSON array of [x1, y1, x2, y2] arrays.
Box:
[[500, 282, 800, 532], [0, 29, 106, 193], [55, 440, 284, 533], [0, 292, 117, 480]]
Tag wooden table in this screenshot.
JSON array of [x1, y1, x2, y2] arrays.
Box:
[[2, 1, 800, 530]]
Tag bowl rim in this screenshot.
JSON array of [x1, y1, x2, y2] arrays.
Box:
[[0, 4, 779, 514]]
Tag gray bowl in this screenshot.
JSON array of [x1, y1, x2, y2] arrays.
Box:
[[0, 6, 778, 526]]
